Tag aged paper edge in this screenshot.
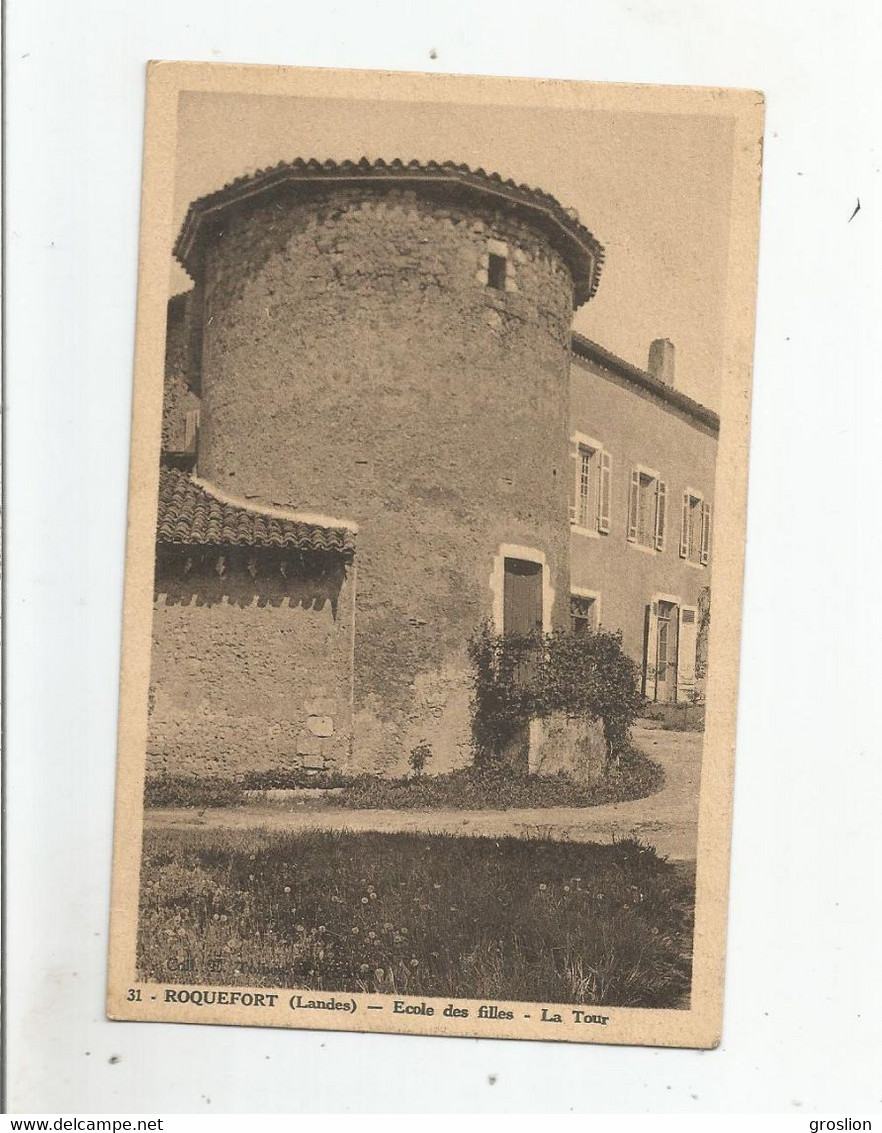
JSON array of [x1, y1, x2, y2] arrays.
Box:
[[107, 60, 764, 1049]]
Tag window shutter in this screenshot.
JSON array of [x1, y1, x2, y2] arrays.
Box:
[[680, 492, 689, 558], [643, 603, 659, 700], [597, 451, 612, 533], [627, 469, 639, 542], [677, 606, 699, 700], [700, 502, 711, 565], [569, 447, 578, 524], [655, 480, 667, 551]]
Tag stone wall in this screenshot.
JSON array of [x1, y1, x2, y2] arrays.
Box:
[[147, 552, 353, 778], [528, 715, 608, 784], [190, 186, 577, 775]]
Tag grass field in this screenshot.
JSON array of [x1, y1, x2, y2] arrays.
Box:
[[138, 828, 694, 1008]]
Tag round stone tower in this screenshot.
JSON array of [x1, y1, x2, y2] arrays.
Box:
[[174, 158, 604, 773]]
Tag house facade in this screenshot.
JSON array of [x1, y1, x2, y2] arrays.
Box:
[[567, 335, 717, 705], [148, 158, 717, 781]]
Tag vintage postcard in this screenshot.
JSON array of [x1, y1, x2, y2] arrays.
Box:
[[108, 62, 763, 1048]]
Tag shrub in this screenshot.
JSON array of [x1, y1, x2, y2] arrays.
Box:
[[468, 624, 644, 765], [143, 774, 245, 809], [336, 745, 663, 810], [408, 741, 433, 778]]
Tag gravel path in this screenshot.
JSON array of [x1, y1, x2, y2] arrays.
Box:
[[145, 723, 703, 861]]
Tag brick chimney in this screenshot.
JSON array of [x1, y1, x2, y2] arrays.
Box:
[[648, 338, 675, 387]]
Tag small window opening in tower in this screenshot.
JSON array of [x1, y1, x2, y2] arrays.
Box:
[[488, 252, 507, 291]]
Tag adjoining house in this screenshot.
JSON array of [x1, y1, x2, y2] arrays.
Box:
[[568, 335, 716, 707], [150, 158, 718, 781]]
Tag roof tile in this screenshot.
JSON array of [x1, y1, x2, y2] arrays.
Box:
[[173, 157, 605, 306], [156, 468, 356, 557]]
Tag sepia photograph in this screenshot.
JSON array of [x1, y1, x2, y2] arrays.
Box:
[[107, 62, 763, 1048]]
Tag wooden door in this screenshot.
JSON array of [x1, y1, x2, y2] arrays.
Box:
[[655, 600, 680, 703], [503, 558, 543, 636]]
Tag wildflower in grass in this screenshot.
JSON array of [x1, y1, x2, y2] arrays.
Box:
[[369, 893, 377, 900], [410, 958, 419, 967], [367, 931, 376, 941], [563, 885, 570, 892], [283, 886, 291, 894], [374, 968, 384, 980], [539, 883, 547, 891], [361, 897, 369, 905], [351, 927, 359, 935], [400, 927, 408, 935], [295, 924, 304, 933], [383, 922, 393, 932], [359, 964, 369, 974]]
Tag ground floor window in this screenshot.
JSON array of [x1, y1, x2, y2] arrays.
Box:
[[570, 591, 599, 635]]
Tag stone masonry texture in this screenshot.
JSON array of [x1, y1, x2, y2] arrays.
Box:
[[151, 171, 719, 781], [148, 556, 353, 777], [192, 187, 576, 775]]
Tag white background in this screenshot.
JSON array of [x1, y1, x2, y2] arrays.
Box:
[[5, 0, 882, 1115]]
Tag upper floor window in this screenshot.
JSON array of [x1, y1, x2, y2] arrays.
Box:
[[628, 467, 667, 551], [488, 252, 507, 290], [483, 238, 510, 292], [570, 433, 611, 535], [680, 490, 711, 565]]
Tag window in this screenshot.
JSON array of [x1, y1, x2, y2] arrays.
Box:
[[570, 434, 611, 535], [488, 253, 507, 290], [628, 467, 666, 550], [679, 490, 711, 565], [570, 593, 599, 635], [484, 238, 510, 292]]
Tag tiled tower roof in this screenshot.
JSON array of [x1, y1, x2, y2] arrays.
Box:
[[173, 157, 605, 306]]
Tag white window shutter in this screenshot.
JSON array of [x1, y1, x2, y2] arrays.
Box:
[[597, 451, 612, 533], [677, 606, 698, 700], [569, 446, 579, 524], [655, 480, 667, 551], [643, 603, 659, 700], [627, 469, 639, 542], [680, 492, 689, 558], [700, 501, 711, 565]]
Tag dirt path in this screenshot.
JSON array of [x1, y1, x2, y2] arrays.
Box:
[[146, 723, 703, 861]]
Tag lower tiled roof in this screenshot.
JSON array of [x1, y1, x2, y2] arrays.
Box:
[[157, 467, 356, 557]]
